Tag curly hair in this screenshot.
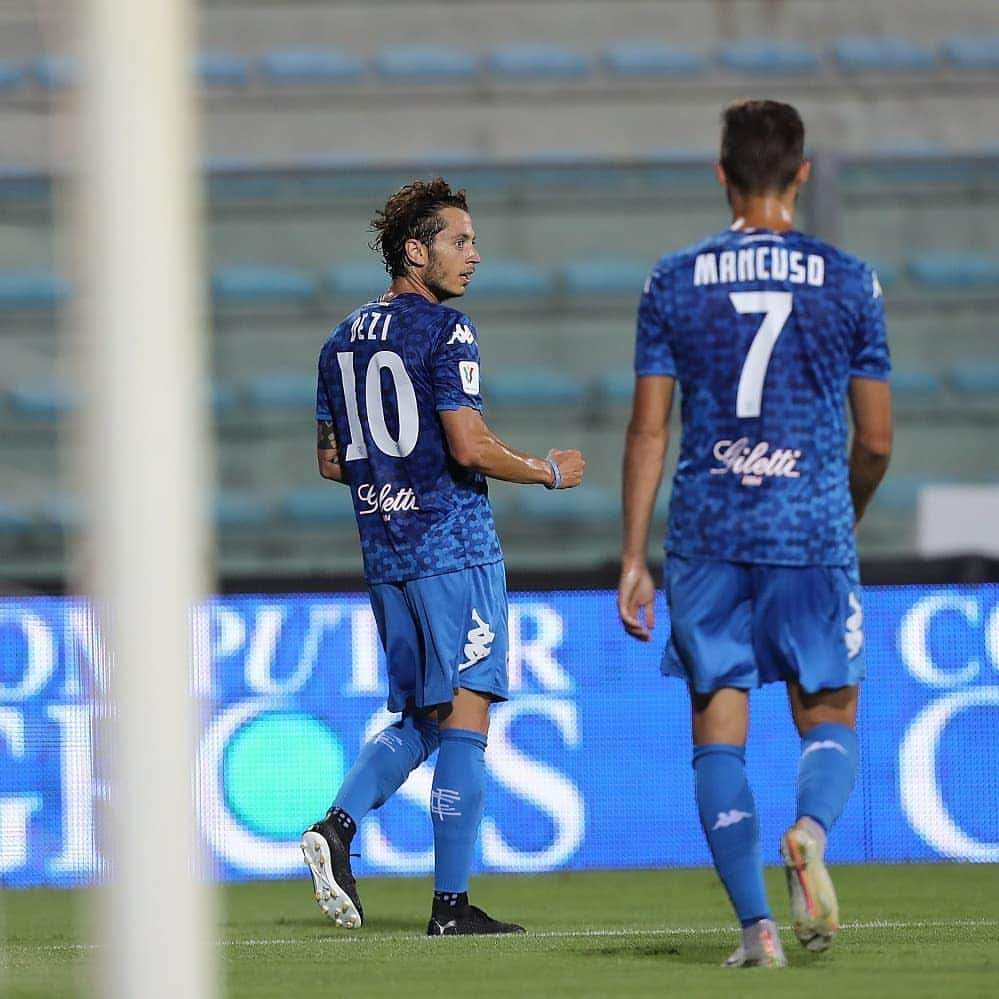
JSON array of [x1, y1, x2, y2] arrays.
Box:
[[369, 177, 470, 277]]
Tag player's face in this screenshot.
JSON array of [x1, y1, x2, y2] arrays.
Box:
[[424, 207, 480, 301]]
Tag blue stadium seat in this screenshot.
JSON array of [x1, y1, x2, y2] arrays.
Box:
[[718, 40, 820, 75], [326, 261, 388, 300], [483, 368, 587, 407], [197, 51, 250, 87], [871, 475, 941, 512], [464, 259, 550, 297], [0, 271, 70, 309], [30, 55, 78, 89], [209, 380, 239, 417], [890, 364, 941, 403], [488, 43, 590, 80], [38, 494, 84, 532], [0, 501, 30, 537], [942, 36, 999, 69], [279, 486, 355, 526], [242, 373, 316, 411], [214, 490, 270, 529], [259, 47, 364, 85], [516, 484, 619, 526], [0, 61, 22, 92], [8, 381, 75, 419], [602, 42, 706, 77], [908, 251, 999, 288], [211, 266, 317, 304], [593, 368, 635, 406], [947, 361, 999, 397], [373, 44, 478, 82], [833, 36, 935, 73], [561, 259, 649, 296]]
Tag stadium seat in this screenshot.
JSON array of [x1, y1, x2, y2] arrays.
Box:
[[7, 381, 75, 419], [871, 475, 942, 511], [488, 43, 590, 81], [197, 51, 250, 87], [326, 261, 389, 300], [890, 364, 942, 403], [482, 368, 587, 407], [942, 36, 999, 69], [516, 484, 619, 526], [561, 259, 649, 296], [833, 37, 935, 73], [947, 361, 999, 397], [718, 40, 820, 75], [242, 373, 316, 412], [0, 61, 22, 92], [38, 494, 84, 532], [259, 47, 365, 85], [0, 271, 70, 309], [209, 380, 239, 417], [0, 501, 30, 537], [214, 490, 270, 529], [211, 266, 317, 305], [593, 368, 635, 406], [602, 41, 706, 78], [279, 486, 355, 526], [30, 55, 77, 89], [464, 259, 551, 298], [908, 251, 999, 288], [373, 44, 478, 82]]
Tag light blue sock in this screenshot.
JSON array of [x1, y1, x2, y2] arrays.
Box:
[[431, 728, 487, 893], [333, 715, 439, 821], [693, 743, 770, 926], [797, 722, 860, 832]]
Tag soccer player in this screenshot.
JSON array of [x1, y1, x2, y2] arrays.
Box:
[[617, 100, 892, 967], [303, 178, 585, 936]]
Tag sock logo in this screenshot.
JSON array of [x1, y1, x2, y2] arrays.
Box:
[[712, 809, 753, 830], [801, 739, 848, 758], [845, 591, 863, 659], [431, 787, 462, 820], [374, 729, 405, 752], [458, 608, 495, 671]]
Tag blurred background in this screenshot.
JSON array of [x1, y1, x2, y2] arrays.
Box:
[[1, 0, 998, 591]]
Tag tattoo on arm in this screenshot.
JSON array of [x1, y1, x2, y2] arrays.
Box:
[[317, 420, 341, 464]]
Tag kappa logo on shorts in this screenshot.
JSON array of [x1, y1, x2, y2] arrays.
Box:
[[712, 809, 753, 831], [458, 607, 495, 671], [845, 591, 863, 659]]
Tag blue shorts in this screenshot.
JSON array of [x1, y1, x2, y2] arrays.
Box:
[[368, 561, 509, 713], [662, 555, 865, 694]]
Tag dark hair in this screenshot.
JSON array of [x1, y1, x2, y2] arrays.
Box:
[[369, 177, 470, 277], [720, 100, 805, 195]]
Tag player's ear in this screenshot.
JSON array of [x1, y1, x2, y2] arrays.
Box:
[[404, 238, 428, 269], [796, 160, 811, 187], [715, 161, 727, 187]]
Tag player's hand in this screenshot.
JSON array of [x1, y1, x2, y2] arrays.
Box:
[[547, 448, 585, 489], [617, 562, 657, 642]]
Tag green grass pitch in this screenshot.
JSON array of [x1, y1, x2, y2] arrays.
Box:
[[3, 864, 997, 998]]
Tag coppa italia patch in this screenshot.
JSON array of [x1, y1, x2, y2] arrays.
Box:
[[459, 360, 480, 395]]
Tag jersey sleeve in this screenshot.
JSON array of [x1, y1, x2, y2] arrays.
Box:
[[432, 313, 484, 412], [634, 266, 677, 377], [315, 356, 333, 421], [849, 265, 891, 380]]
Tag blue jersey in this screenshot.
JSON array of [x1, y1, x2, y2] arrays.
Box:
[[316, 293, 502, 584], [635, 227, 890, 567]]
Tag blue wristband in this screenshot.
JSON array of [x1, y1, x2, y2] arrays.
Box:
[[544, 457, 562, 490]]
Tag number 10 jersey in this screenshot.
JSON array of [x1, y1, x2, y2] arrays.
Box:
[[316, 293, 502, 585], [635, 227, 891, 567]]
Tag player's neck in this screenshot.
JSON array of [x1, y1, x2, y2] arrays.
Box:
[[728, 192, 797, 233], [383, 274, 439, 304]]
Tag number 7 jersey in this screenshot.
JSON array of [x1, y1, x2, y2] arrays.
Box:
[[316, 293, 502, 584], [635, 227, 890, 567]]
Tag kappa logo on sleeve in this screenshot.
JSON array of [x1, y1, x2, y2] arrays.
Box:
[[447, 323, 476, 345], [458, 360, 480, 395]]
